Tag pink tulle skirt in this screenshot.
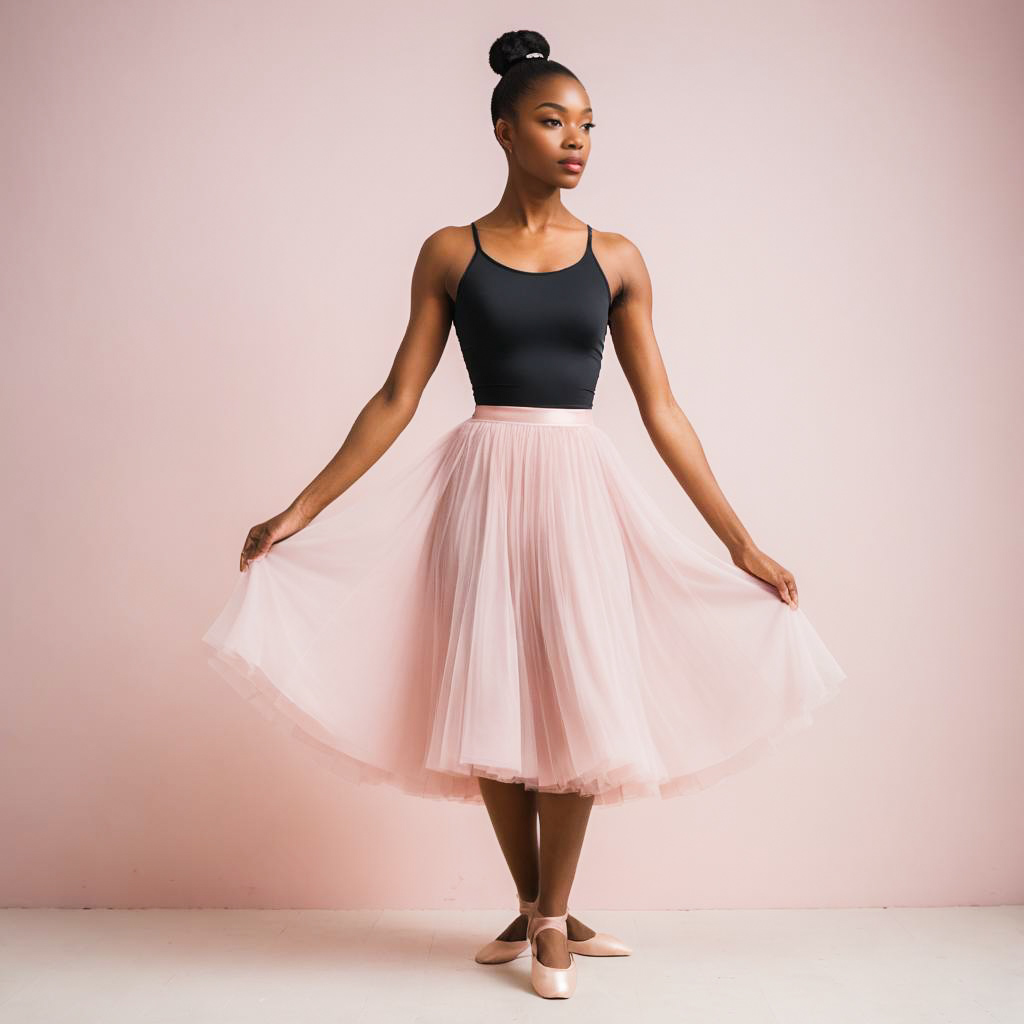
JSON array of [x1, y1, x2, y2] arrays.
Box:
[[202, 404, 848, 807]]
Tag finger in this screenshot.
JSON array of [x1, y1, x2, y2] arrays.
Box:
[[783, 574, 798, 607], [240, 531, 259, 571], [249, 538, 275, 563]]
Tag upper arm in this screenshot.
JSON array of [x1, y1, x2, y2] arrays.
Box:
[[380, 225, 470, 407], [598, 231, 676, 414]]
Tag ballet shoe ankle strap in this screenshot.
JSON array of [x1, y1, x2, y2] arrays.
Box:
[[528, 911, 568, 942], [518, 892, 538, 914]]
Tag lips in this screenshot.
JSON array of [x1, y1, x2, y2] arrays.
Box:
[[559, 158, 584, 171]]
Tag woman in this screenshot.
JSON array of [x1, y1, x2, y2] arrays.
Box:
[[203, 29, 847, 1000]]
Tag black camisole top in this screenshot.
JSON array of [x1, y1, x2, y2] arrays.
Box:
[[452, 222, 612, 410]]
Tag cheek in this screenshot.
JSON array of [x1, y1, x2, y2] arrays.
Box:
[[524, 132, 562, 163], [512, 138, 544, 167]]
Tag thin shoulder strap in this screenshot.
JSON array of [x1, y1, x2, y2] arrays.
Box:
[[586, 224, 593, 252], [470, 221, 481, 252]]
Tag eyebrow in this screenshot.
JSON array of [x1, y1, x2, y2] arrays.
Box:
[[533, 102, 593, 114]]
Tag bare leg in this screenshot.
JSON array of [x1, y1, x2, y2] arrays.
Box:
[[477, 777, 539, 941], [533, 789, 595, 968], [477, 778, 598, 945]]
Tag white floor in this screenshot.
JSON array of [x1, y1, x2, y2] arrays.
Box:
[[0, 906, 1020, 1022]]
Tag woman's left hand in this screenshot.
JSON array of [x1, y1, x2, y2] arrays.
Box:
[[730, 544, 799, 607]]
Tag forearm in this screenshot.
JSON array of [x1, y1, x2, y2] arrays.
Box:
[[289, 389, 417, 523], [640, 401, 756, 556]]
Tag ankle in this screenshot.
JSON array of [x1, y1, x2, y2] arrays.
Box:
[[536, 904, 568, 918]]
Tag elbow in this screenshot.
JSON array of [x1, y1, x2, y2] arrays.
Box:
[[637, 390, 684, 427], [379, 378, 421, 419]]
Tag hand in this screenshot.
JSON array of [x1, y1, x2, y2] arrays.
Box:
[[730, 543, 799, 607], [239, 505, 312, 572]]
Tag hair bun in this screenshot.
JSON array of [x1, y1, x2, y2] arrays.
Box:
[[488, 29, 551, 77]]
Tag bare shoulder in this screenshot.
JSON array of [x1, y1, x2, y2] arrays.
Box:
[[591, 228, 650, 303], [410, 225, 478, 303], [429, 224, 479, 264], [417, 224, 473, 258], [408, 224, 475, 285], [592, 227, 647, 266]]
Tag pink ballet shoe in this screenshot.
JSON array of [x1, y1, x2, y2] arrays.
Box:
[[474, 892, 538, 964], [567, 929, 633, 956], [528, 910, 577, 999], [475, 891, 633, 962]]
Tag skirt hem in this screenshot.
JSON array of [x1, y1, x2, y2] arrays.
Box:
[[204, 640, 848, 808]]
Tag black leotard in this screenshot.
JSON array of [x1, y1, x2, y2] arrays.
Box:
[[452, 222, 612, 410]]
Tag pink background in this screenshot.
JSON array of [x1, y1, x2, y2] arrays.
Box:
[[2, 1, 1021, 910]]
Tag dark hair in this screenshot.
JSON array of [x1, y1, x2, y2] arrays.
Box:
[[487, 29, 579, 127]]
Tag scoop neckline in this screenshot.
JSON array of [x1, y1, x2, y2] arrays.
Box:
[[473, 223, 591, 276]]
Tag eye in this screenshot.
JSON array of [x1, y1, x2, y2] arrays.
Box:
[[542, 118, 597, 131]]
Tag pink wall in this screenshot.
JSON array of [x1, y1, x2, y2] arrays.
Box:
[[2, 0, 1021, 909]]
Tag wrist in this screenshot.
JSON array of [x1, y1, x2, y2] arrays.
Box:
[[727, 538, 757, 559], [288, 498, 317, 527]]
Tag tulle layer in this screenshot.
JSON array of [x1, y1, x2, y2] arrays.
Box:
[[202, 404, 848, 807]]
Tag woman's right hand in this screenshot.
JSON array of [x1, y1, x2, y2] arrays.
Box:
[[239, 505, 312, 572]]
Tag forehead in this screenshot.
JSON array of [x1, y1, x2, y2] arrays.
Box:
[[521, 74, 592, 114], [532, 100, 594, 115]]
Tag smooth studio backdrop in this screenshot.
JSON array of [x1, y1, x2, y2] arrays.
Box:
[[2, 0, 1021, 909]]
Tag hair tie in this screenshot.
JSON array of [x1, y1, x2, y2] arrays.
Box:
[[508, 51, 546, 70]]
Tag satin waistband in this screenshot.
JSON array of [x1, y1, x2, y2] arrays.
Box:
[[471, 404, 595, 426]]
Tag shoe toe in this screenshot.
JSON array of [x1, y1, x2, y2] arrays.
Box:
[[531, 953, 577, 998], [566, 931, 633, 956], [474, 939, 528, 964]]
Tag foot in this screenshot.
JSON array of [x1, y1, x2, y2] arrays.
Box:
[[534, 925, 571, 969], [567, 913, 597, 943], [492, 911, 596, 944], [493, 912, 530, 943]]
